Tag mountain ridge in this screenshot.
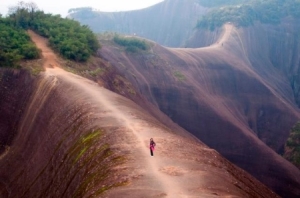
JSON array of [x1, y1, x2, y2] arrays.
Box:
[[99, 23, 300, 197], [0, 29, 278, 197]]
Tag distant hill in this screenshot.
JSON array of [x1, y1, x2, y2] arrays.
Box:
[[68, 0, 205, 47], [70, 0, 300, 47]]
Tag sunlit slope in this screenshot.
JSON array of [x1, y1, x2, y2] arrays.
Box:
[[99, 23, 300, 197]]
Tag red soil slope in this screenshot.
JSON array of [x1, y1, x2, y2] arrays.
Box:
[[0, 30, 278, 197], [99, 23, 300, 197]]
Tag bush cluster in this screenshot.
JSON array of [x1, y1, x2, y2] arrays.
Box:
[[29, 11, 100, 61], [0, 17, 40, 67], [12, 9, 100, 62], [284, 122, 300, 168], [113, 35, 149, 53], [0, 1, 100, 67]]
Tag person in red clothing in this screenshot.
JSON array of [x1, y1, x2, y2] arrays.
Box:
[[150, 138, 156, 156]]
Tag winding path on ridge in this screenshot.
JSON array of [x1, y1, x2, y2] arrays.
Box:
[[28, 30, 195, 197], [27, 27, 276, 197]]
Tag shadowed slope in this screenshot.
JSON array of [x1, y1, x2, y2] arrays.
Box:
[[99, 24, 300, 197]]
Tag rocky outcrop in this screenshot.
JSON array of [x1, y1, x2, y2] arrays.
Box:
[[69, 0, 206, 47], [99, 22, 300, 197]]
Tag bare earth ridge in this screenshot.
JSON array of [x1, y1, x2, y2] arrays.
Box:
[[99, 23, 300, 197], [0, 29, 276, 197]]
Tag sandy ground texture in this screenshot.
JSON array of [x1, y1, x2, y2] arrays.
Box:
[[25, 29, 278, 197]]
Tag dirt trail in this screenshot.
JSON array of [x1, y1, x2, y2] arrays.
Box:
[[28, 30, 59, 68], [28, 29, 194, 197], [213, 24, 233, 48], [49, 67, 190, 197]]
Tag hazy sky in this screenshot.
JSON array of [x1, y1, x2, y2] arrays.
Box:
[[0, 0, 164, 16]]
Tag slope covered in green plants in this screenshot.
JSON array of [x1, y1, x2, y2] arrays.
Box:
[[0, 16, 40, 68], [284, 122, 300, 169], [197, 0, 300, 30], [0, 2, 100, 66], [29, 12, 100, 61]]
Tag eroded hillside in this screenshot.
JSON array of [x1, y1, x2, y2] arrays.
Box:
[[0, 29, 279, 197], [99, 23, 300, 197]]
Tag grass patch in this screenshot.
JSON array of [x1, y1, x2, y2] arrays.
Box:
[[113, 35, 149, 53], [70, 130, 127, 197], [174, 71, 186, 81], [284, 121, 300, 169], [89, 68, 104, 77]]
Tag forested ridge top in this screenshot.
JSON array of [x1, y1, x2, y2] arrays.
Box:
[[197, 0, 300, 30], [0, 17, 40, 67], [0, 2, 99, 68]]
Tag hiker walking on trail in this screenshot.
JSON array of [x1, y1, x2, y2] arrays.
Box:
[[150, 138, 156, 156]]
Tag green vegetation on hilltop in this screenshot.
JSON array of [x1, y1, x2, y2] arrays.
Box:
[[0, 1, 100, 68], [9, 2, 100, 62], [113, 35, 149, 53], [0, 17, 40, 68], [30, 12, 99, 61], [284, 122, 300, 169], [197, 0, 300, 30]]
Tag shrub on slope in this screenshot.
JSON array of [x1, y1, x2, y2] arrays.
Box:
[[284, 122, 300, 169], [113, 35, 149, 53], [8, 2, 100, 62], [0, 17, 40, 68], [29, 12, 100, 61]]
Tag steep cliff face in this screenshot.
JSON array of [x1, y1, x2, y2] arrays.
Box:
[[69, 0, 206, 47], [99, 23, 300, 197], [0, 70, 34, 155], [0, 69, 129, 197]]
